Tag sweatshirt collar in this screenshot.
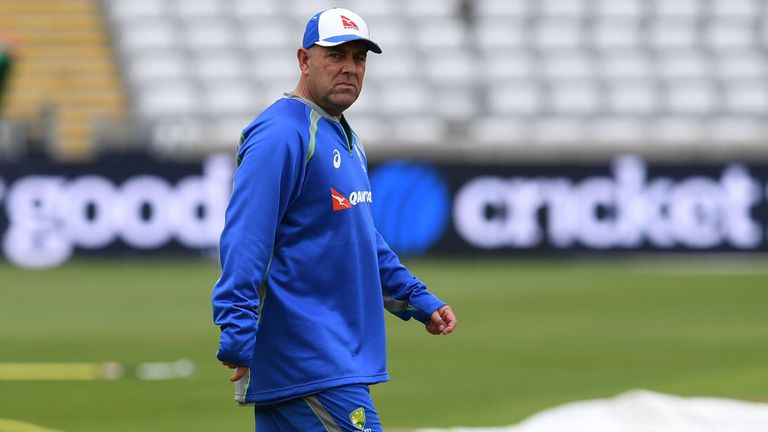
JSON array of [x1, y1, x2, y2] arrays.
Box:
[[284, 92, 342, 122]]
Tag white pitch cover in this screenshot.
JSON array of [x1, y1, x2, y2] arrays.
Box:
[[411, 390, 768, 432]]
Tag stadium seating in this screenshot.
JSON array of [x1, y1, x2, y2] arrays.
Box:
[[100, 0, 768, 154], [0, 0, 128, 160]]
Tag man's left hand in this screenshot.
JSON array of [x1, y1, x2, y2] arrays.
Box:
[[426, 305, 457, 335]]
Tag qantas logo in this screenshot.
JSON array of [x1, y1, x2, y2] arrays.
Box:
[[331, 188, 352, 211], [331, 188, 372, 211], [341, 15, 359, 30]]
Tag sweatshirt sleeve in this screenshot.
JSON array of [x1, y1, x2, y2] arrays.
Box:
[[212, 117, 305, 366], [376, 230, 445, 323]]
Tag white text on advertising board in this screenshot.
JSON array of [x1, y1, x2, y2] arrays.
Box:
[[0, 155, 232, 268], [454, 156, 763, 250]]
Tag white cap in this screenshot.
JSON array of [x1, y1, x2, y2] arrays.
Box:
[[302, 8, 382, 54]]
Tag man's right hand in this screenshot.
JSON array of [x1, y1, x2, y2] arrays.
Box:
[[221, 362, 249, 382]]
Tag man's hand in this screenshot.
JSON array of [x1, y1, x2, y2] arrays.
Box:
[[221, 361, 249, 382], [426, 305, 457, 335]]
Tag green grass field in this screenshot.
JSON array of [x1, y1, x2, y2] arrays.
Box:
[[1, 258, 767, 431]]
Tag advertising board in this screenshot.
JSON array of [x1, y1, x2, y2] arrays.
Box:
[[2, 155, 767, 268]]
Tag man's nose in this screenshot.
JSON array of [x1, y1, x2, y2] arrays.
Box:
[[340, 56, 356, 74]]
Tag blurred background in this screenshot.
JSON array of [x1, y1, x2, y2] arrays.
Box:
[[1, 0, 767, 431]]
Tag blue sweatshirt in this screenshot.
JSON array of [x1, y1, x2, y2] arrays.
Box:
[[212, 96, 446, 405]]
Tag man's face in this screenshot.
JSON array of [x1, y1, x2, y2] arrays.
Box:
[[300, 40, 368, 116]]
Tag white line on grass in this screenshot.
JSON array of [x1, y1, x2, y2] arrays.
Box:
[[632, 266, 768, 276], [0, 359, 194, 381]]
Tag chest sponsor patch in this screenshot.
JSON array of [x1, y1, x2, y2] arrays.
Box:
[[331, 188, 372, 211]]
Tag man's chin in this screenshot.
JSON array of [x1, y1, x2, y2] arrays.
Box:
[[329, 94, 358, 111]]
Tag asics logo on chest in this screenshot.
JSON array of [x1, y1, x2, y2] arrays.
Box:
[[333, 149, 341, 169]]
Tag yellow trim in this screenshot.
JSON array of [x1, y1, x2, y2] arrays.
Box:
[[0, 363, 100, 381], [307, 110, 322, 164], [0, 418, 63, 432]]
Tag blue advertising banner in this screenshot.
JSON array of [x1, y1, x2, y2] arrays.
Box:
[[2, 154, 768, 268], [371, 156, 768, 256], [0, 154, 234, 268]]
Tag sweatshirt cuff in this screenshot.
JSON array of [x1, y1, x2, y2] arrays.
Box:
[[408, 289, 446, 321], [216, 350, 251, 367]]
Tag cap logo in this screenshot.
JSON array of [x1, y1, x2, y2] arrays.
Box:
[[340, 15, 359, 30]]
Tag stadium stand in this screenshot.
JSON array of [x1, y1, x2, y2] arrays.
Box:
[[0, 0, 128, 160], [2, 0, 767, 159], [98, 0, 767, 159]]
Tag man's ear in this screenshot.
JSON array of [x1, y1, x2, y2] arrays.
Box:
[[297, 48, 311, 75]]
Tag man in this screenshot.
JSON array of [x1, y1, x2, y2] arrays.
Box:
[[0, 32, 15, 113], [212, 8, 456, 431]]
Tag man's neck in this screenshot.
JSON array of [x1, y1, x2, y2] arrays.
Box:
[[285, 91, 342, 122]]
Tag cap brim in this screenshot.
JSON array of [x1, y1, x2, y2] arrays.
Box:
[[316, 34, 382, 54]]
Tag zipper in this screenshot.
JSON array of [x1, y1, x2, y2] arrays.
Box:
[[335, 121, 354, 157]]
